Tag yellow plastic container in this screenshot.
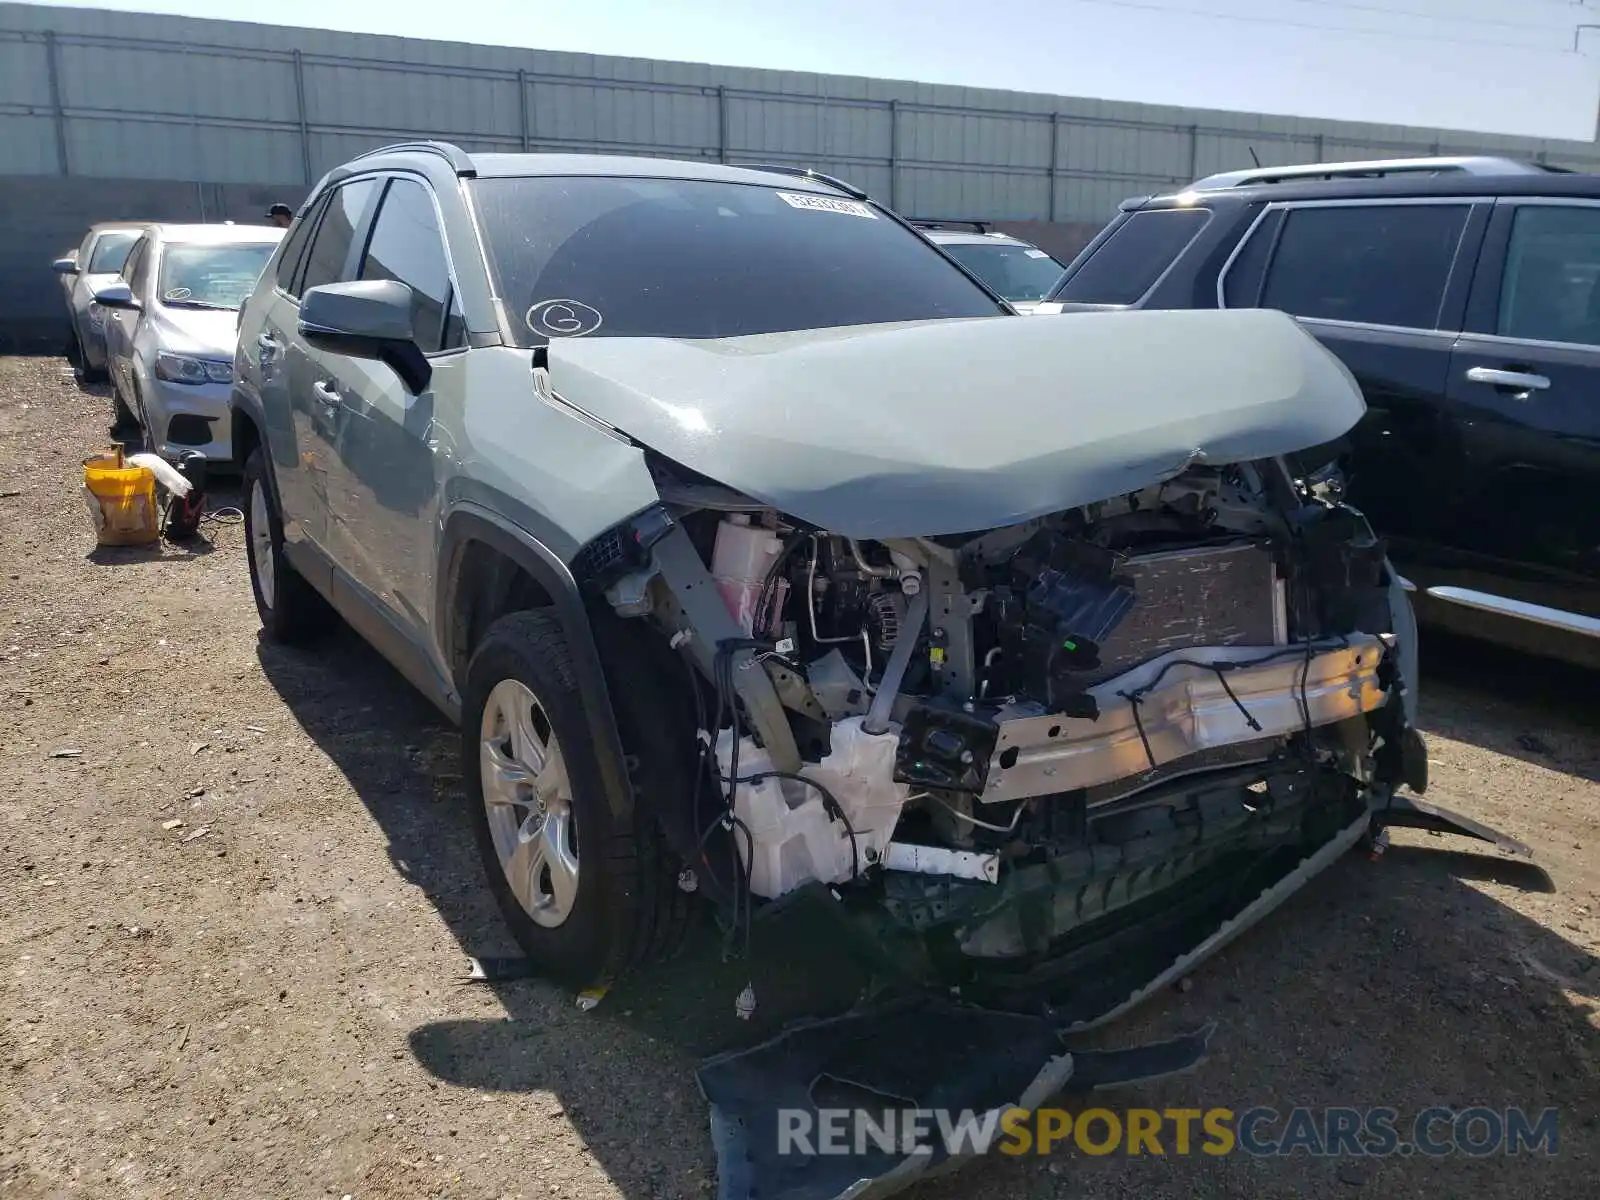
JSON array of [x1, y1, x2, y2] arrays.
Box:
[[82, 449, 160, 546]]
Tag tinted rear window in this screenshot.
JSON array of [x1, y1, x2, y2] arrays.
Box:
[[470, 176, 1005, 346], [1054, 208, 1210, 304], [1260, 204, 1470, 329]]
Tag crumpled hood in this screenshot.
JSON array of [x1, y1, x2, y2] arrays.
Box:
[[547, 308, 1365, 538], [152, 306, 237, 357]]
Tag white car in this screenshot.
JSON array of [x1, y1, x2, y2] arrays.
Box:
[[52, 222, 146, 384], [97, 223, 284, 461]]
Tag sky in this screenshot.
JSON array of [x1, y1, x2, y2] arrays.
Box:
[[33, 0, 1600, 141]]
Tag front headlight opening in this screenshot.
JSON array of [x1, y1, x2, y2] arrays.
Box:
[[155, 353, 232, 385]]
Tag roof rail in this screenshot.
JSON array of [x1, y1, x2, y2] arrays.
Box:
[[1188, 155, 1545, 191], [744, 163, 869, 200], [349, 140, 477, 177], [910, 218, 993, 233]]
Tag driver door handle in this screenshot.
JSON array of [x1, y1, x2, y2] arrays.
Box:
[[1464, 366, 1550, 394], [312, 380, 343, 409]]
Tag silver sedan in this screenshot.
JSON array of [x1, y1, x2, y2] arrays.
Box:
[[97, 223, 283, 461], [52, 222, 146, 383]]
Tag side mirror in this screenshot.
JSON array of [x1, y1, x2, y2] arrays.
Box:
[[91, 281, 139, 310], [299, 280, 431, 394], [53, 255, 79, 276]]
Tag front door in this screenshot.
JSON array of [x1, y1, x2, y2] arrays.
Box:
[[103, 236, 149, 401], [322, 176, 465, 641]]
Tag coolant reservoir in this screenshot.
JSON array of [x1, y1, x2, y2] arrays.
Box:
[[712, 514, 784, 635]]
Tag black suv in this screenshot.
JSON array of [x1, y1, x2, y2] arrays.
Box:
[[1042, 155, 1600, 666]]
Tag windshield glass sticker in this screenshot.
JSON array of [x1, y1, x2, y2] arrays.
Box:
[[776, 192, 877, 219], [526, 299, 604, 338], [1025, 249, 1050, 258]]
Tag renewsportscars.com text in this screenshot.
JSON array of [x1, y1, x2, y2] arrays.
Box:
[[777, 1105, 1559, 1158]]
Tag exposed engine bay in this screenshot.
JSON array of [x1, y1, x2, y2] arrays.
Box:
[[527, 310, 1533, 1200], [576, 446, 1421, 1001]]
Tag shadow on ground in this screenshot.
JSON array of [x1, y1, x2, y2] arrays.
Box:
[[257, 625, 1600, 1200], [1418, 630, 1600, 785]]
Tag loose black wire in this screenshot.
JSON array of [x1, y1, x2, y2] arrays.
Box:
[[1213, 667, 1263, 732], [752, 529, 808, 639], [732, 769, 861, 881], [1114, 638, 1348, 771], [1118, 689, 1156, 771]]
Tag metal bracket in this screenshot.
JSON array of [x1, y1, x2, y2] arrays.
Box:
[[650, 526, 801, 772]]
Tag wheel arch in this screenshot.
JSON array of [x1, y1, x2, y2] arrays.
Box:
[[438, 506, 634, 823], [232, 403, 263, 468]]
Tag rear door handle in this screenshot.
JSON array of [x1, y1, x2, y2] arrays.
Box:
[[1464, 367, 1550, 393]]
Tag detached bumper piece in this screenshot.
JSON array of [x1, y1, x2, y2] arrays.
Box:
[[699, 999, 1212, 1200], [1373, 792, 1534, 858]]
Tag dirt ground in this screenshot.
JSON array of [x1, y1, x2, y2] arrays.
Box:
[[0, 354, 1595, 1200]]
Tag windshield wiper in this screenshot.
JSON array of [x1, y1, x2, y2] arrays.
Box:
[[163, 299, 237, 311]]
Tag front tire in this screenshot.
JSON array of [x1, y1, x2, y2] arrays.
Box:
[[110, 377, 138, 432], [463, 611, 689, 988], [243, 448, 329, 644]]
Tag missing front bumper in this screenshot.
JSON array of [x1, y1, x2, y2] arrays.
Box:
[[983, 637, 1388, 803]]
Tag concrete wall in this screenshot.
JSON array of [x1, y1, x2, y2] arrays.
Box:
[[0, 175, 300, 350]]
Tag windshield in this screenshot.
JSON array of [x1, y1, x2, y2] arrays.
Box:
[[87, 231, 139, 274], [157, 242, 278, 311], [471, 176, 1006, 346], [939, 241, 1064, 302]]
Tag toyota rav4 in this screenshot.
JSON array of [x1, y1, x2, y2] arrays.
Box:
[[232, 142, 1483, 1030]]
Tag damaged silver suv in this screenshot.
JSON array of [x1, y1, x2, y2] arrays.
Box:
[[233, 141, 1468, 1023]]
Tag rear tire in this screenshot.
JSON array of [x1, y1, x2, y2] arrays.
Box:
[[70, 324, 107, 385], [463, 611, 691, 988], [243, 448, 330, 644]]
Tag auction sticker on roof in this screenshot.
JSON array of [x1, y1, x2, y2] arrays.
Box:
[[776, 191, 877, 218]]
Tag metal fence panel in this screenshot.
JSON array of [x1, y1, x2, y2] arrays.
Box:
[[3, 2, 1599, 227]]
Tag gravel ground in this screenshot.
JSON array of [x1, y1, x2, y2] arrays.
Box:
[[0, 354, 1595, 1199]]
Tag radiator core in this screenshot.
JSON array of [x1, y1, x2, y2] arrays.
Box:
[[1087, 541, 1285, 683]]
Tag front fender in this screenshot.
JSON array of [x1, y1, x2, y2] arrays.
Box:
[[436, 504, 634, 823]]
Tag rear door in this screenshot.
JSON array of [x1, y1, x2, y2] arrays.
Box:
[[1224, 198, 1488, 547], [269, 177, 380, 568], [242, 188, 329, 555], [322, 175, 466, 640], [1439, 198, 1600, 619]]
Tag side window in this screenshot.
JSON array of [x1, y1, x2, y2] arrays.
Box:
[[358, 178, 462, 353], [1260, 204, 1469, 330], [123, 238, 150, 294], [275, 194, 327, 298], [1055, 208, 1212, 305], [298, 178, 378, 294], [1496, 205, 1600, 347], [1220, 209, 1283, 308]]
